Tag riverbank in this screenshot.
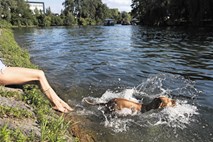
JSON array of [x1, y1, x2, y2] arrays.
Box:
[[0, 22, 96, 142]]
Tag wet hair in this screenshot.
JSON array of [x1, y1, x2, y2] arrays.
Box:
[[141, 98, 162, 113]]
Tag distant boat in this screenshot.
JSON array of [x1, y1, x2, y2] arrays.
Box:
[[104, 19, 115, 26]]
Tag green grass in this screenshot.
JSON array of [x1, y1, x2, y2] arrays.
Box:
[[40, 115, 70, 141], [0, 87, 23, 100], [0, 20, 12, 28], [0, 105, 34, 119], [0, 20, 75, 142], [23, 85, 72, 142], [0, 28, 35, 68], [0, 125, 36, 142]]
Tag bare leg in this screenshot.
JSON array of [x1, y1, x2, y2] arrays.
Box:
[[0, 67, 73, 113]]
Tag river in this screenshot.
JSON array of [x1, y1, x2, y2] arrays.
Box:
[[14, 25, 213, 142]]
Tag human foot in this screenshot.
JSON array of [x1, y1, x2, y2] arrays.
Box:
[[59, 100, 74, 111], [53, 106, 69, 113]]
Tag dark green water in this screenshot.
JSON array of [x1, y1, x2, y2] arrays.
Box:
[[14, 25, 213, 142]]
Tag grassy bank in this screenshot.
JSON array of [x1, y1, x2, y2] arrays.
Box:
[[0, 20, 76, 142]]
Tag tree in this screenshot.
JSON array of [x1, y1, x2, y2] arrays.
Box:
[[32, 8, 40, 26], [51, 15, 63, 26], [108, 8, 120, 22], [62, 0, 111, 25], [0, 0, 15, 22], [120, 11, 132, 24], [63, 11, 76, 26], [43, 15, 51, 26], [95, 4, 109, 24], [131, 0, 213, 26], [0, 0, 34, 26], [62, 0, 75, 15]]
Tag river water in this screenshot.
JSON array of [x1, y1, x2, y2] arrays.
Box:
[[14, 25, 213, 142]]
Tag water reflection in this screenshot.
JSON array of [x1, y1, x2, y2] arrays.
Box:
[[130, 26, 213, 81], [13, 26, 213, 142]]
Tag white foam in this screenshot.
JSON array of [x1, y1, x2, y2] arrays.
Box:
[[102, 100, 199, 133], [100, 88, 139, 102], [82, 74, 201, 132], [103, 117, 131, 133], [147, 100, 199, 129]]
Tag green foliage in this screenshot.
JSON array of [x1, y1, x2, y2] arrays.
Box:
[[43, 16, 51, 27], [63, 0, 118, 25], [0, 20, 12, 28], [11, 129, 28, 142], [0, 105, 34, 118], [80, 17, 96, 26], [63, 11, 76, 26], [0, 125, 11, 142], [23, 85, 50, 108], [40, 115, 70, 142], [0, 0, 34, 27], [120, 11, 132, 24], [108, 8, 120, 22], [0, 87, 22, 100], [0, 28, 35, 68], [23, 86, 70, 142], [131, 0, 213, 26], [1, 0, 131, 26], [23, 85, 71, 142], [0, 26, 74, 141], [51, 15, 63, 26], [0, 125, 35, 142], [62, 0, 75, 15]]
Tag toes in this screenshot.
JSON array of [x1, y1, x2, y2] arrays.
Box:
[[67, 107, 74, 111], [60, 102, 74, 111], [53, 106, 69, 113]]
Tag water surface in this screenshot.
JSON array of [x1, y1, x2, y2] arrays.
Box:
[[14, 25, 213, 142]]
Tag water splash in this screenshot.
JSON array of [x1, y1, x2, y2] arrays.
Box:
[[135, 73, 200, 99], [82, 88, 139, 104], [82, 74, 201, 132], [141, 100, 199, 129], [103, 117, 132, 133]]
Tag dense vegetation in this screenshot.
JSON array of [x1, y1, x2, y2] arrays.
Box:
[[131, 0, 213, 26], [1, 0, 212, 27], [0, 21, 75, 141], [0, 0, 131, 26]]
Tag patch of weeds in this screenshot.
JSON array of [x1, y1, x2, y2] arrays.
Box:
[[22, 85, 50, 108], [0, 125, 11, 142], [0, 105, 34, 119], [41, 116, 70, 142], [0, 28, 36, 68], [0, 87, 23, 101], [0, 20, 12, 28], [23, 85, 71, 141], [0, 23, 75, 141], [0, 125, 36, 142]]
